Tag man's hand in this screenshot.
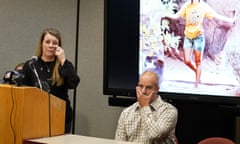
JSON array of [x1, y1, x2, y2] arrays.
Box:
[[136, 86, 154, 107]]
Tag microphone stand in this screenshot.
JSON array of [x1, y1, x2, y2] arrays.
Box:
[[31, 62, 43, 90]]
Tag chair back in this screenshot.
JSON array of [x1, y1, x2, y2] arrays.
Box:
[[198, 137, 235, 144]]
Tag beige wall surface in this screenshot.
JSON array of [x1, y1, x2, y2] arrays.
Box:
[[0, 0, 77, 75], [0, 0, 124, 140], [76, 0, 124, 139]]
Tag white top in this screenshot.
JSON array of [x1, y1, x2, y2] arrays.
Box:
[[25, 134, 139, 144]]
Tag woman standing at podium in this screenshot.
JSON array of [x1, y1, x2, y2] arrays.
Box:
[[22, 28, 80, 133]]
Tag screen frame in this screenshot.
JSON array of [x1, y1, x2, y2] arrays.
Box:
[[103, 0, 139, 97]]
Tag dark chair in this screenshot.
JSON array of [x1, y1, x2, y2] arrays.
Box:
[[198, 137, 235, 144]]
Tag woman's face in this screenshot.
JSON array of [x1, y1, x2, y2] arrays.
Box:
[[41, 33, 59, 58]]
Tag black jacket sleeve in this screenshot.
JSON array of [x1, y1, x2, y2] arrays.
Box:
[[59, 59, 80, 89]]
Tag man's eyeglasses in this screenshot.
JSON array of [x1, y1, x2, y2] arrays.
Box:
[[137, 84, 154, 91]]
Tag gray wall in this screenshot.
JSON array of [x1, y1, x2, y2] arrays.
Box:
[[0, 0, 124, 139], [0, 0, 77, 72], [77, 0, 124, 138]]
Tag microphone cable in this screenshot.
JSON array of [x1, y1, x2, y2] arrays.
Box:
[[29, 56, 43, 90]]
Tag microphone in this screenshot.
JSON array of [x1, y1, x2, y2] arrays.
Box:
[[29, 56, 43, 90], [29, 56, 38, 66], [3, 70, 24, 85]]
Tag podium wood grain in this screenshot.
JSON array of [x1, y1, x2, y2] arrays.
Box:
[[0, 84, 66, 144]]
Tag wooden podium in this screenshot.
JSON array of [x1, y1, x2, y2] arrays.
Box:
[[0, 84, 66, 144]]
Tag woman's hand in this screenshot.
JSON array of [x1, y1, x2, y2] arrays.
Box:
[[55, 46, 66, 65]]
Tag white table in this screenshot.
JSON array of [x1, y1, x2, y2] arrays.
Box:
[[24, 134, 139, 144]]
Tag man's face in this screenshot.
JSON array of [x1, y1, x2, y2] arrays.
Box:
[[137, 72, 159, 98]]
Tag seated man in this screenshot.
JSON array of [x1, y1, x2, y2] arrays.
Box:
[[115, 70, 178, 144]]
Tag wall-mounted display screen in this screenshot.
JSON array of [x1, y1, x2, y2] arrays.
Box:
[[104, 0, 240, 105]]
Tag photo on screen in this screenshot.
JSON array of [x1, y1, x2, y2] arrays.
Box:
[[139, 0, 240, 97]]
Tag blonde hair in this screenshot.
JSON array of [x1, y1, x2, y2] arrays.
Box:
[[35, 28, 63, 86]]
